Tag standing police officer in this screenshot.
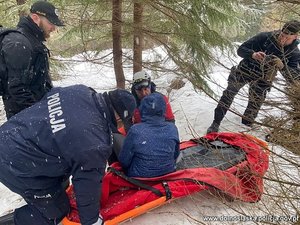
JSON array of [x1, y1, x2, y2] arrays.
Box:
[[1, 1, 64, 119]]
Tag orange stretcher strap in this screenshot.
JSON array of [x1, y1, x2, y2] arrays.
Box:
[[105, 196, 168, 225], [61, 196, 169, 225], [61, 217, 79, 225]]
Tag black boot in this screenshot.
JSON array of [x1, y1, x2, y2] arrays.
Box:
[[241, 118, 253, 127], [207, 121, 220, 134]]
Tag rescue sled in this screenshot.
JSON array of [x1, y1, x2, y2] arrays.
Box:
[[62, 132, 269, 225]]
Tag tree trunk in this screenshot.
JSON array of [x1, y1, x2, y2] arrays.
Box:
[[133, 2, 143, 73], [112, 0, 125, 89], [16, 0, 27, 17], [16, 0, 26, 4]]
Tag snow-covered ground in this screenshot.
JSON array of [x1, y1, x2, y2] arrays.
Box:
[[0, 46, 299, 224]]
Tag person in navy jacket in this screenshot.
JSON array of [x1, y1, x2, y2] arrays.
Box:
[[0, 84, 136, 225], [119, 93, 180, 178], [207, 20, 300, 134]]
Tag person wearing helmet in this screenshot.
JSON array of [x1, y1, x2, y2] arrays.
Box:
[[131, 70, 175, 124], [0, 84, 136, 225], [119, 93, 180, 177]]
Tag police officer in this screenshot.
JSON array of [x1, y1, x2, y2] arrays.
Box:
[[0, 84, 136, 225], [1, 1, 64, 119]]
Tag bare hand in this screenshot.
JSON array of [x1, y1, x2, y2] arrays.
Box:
[[252, 52, 266, 62]]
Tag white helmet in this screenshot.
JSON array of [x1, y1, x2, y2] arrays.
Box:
[[133, 70, 151, 84]]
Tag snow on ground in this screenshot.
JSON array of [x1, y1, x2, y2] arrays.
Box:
[[0, 46, 299, 224]]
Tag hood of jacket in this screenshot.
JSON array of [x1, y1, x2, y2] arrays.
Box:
[[139, 93, 166, 123]]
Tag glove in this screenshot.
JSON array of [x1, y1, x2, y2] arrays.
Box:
[[92, 217, 103, 225]]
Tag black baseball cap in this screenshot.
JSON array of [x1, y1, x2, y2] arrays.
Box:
[[281, 20, 300, 35], [108, 89, 137, 120], [30, 1, 64, 26]]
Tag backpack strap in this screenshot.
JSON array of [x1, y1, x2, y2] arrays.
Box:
[[0, 29, 24, 95], [0, 29, 22, 44], [0, 28, 24, 56]]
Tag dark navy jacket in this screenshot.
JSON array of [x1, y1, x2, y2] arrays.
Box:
[[0, 85, 112, 225], [237, 30, 300, 82], [1, 16, 52, 118], [119, 93, 180, 178]]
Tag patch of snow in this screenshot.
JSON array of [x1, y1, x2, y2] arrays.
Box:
[[0, 46, 299, 225]]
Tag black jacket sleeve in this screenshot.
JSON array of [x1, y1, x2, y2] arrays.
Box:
[[237, 32, 269, 59]]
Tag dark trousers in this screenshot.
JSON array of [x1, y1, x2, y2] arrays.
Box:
[[213, 69, 270, 125], [0, 153, 70, 225], [0, 175, 70, 225], [13, 187, 70, 225]]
